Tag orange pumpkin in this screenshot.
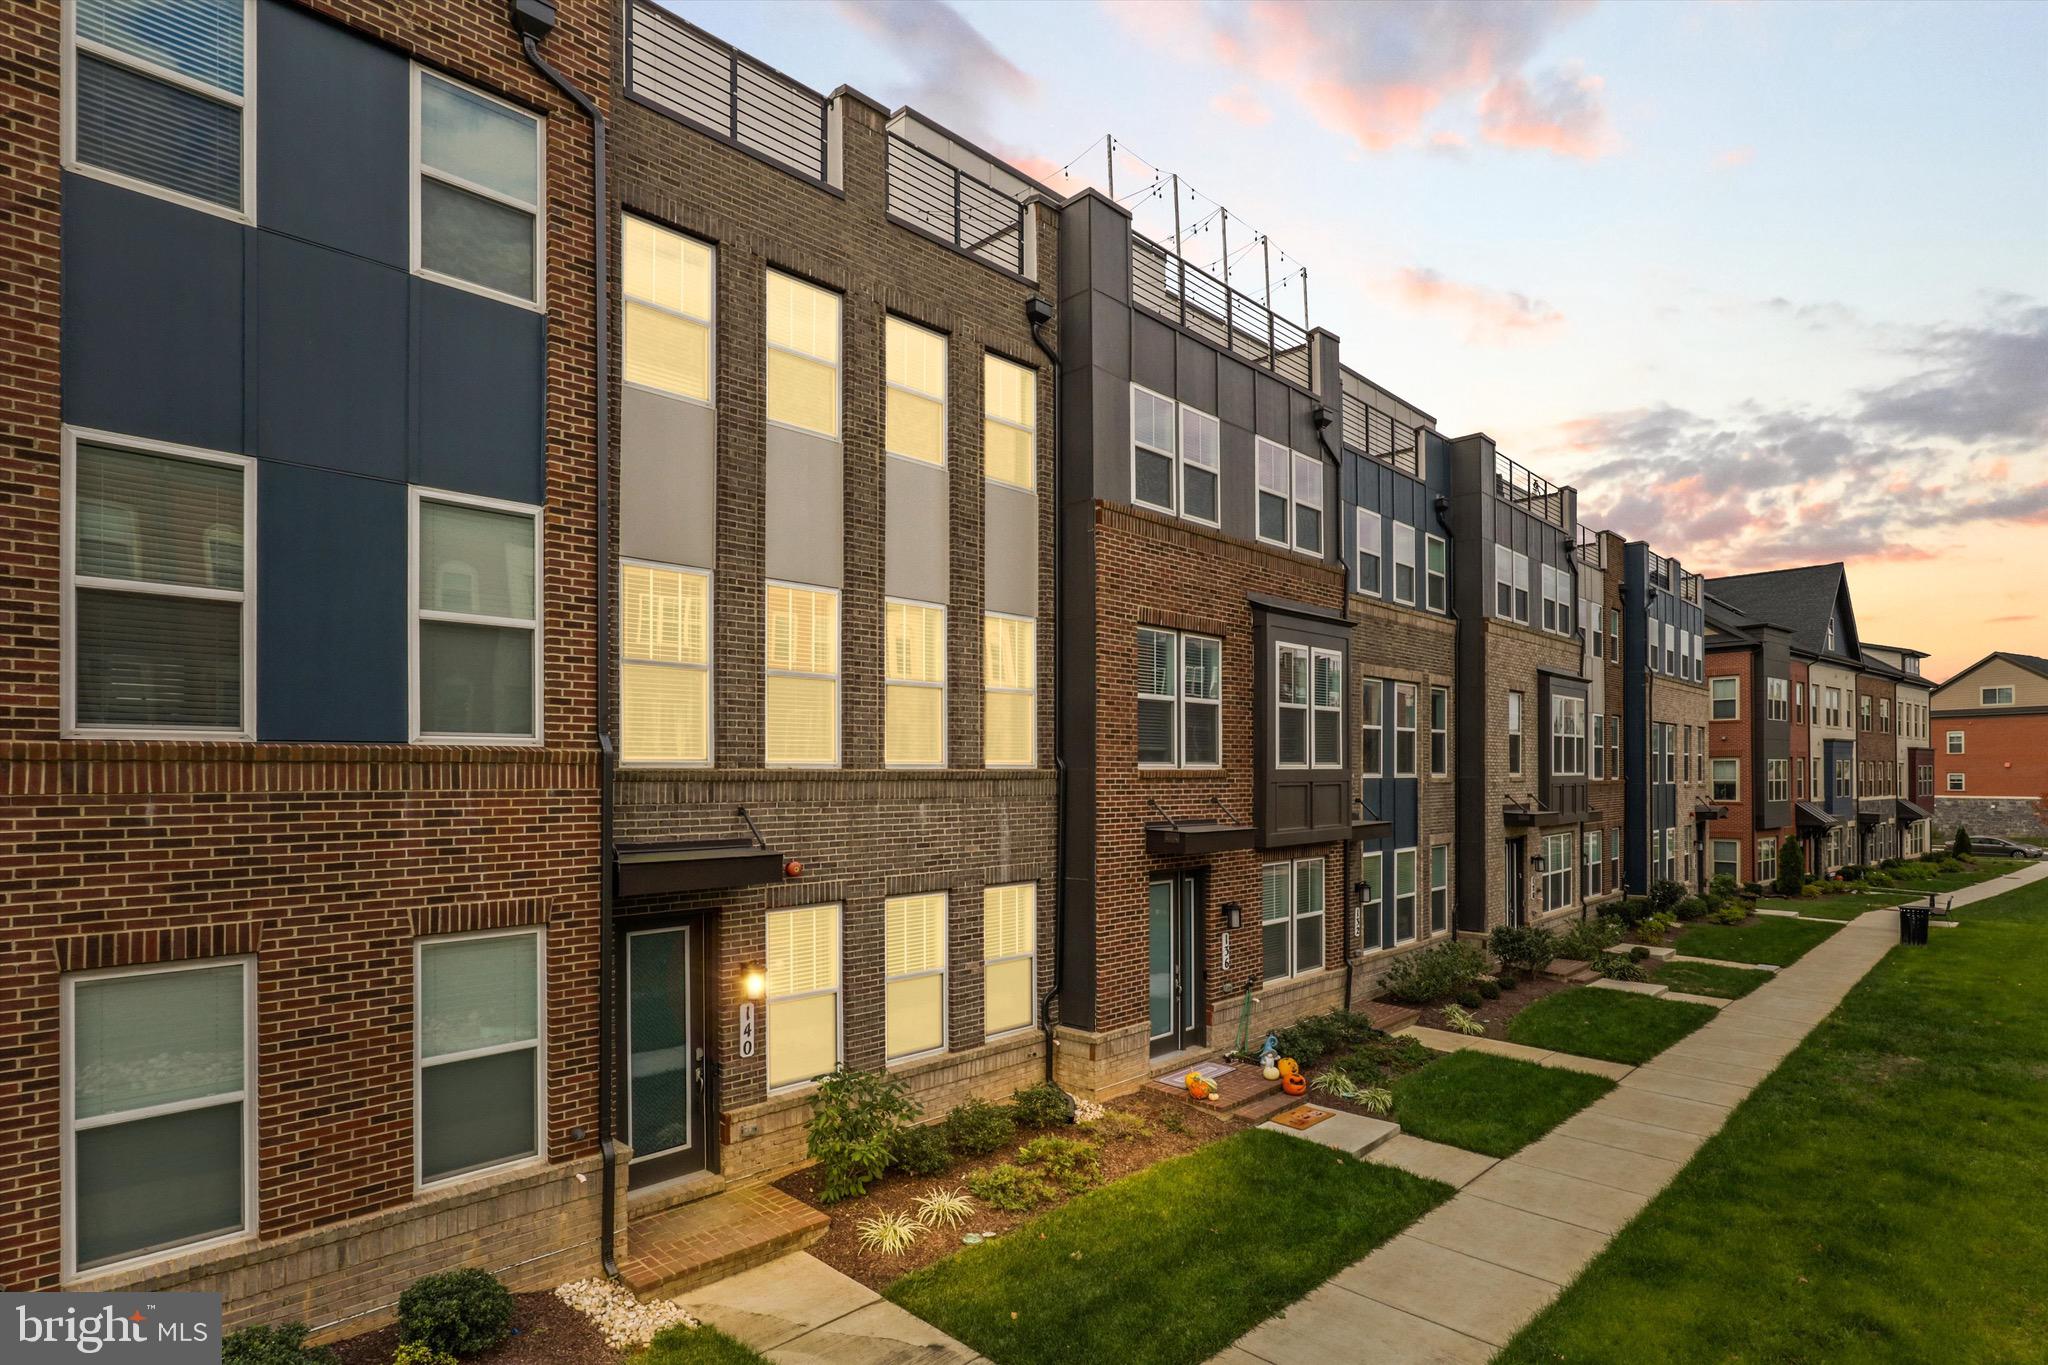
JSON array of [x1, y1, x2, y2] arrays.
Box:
[[1280, 1071, 1308, 1096]]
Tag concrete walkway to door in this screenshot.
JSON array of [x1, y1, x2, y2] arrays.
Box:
[[670, 1250, 983, 1363], [1214, 861, 2048, 1365]]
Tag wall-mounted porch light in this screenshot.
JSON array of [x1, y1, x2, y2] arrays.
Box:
[[740, 962, 766, 1000], [1218, 901, 1243, 932]]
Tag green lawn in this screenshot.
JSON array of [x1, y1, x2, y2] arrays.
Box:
[[1883, 859, 2012, 893], [1777, 895, 1912, 921], [1672, 915, 1839, 966], [886, 1129, 1450, 1365], [1650, 958, 1770, 999], [1389, 1050, 1613, 1156], [1504, 988, 1717, 1064], [1497, 867, 2048, 1362], [635, 1325, 773, 1365]]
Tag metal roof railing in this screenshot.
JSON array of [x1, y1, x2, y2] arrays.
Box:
[[885, 133, 1030, 276], [1575, 523, 1606, 569], [1131, 231, 1311, 389], [628, 2, 829, 184], [1493, 451, 1569, 529]]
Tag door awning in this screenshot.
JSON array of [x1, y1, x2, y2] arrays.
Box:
[[1693, 800, 1729, 820], [1502, 799, 1572, 828], [1855, 805, 1890, 828], [1795, 801, 1844, 830], [1896, 798, 1933, 823], [614, 840, 787, 897], [1145, 819, 1259, 859]]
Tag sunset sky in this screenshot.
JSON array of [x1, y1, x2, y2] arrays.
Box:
[[667, 0, 2048, 680]]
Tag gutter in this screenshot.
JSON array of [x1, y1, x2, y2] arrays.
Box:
[[512, 0, 619, 1280], [1027, 295, 1065, 1088]]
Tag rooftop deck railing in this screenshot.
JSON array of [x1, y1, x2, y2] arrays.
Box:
[[628, 2, 828, 183], [1493, 451, 1569, 529], [1131, 231, 1312, 389], [1574, 523, 1606, 568], [885, 133, 1030, 276], [1341, 388, 1421, 476]]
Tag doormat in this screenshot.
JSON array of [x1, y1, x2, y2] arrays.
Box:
[[1272, 1105, 1333, 1131], [1150, 1061, 1235, 1091]]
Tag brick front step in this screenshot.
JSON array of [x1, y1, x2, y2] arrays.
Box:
[[619, 1183, 827, 1301], [1358, 1000, 1421, 1033]]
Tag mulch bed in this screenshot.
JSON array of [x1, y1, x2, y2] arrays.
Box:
[[329, 1291, 618, 1365], [777, 1087, 1242, 1293], [1415, 972, 1576, 1035]]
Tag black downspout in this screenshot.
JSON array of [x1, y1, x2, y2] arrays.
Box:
[[514, 12, 618, 1280], [1028, 299, 1064, 1087], [1313, 419, 1355, 1012]]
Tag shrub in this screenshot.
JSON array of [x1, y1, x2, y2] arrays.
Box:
[[1494, 967, 1519, 990], [397, 1269, 514, 1358], [855, 1211, 924, 1256], [1454, 987, 1483, 1010], [1864, 870, 1894, 889], [1081, 1109, 1153, 1143], [966, 1163, 1051, 1211], [1381, 940, 1491, 1004], [1629, 945, 1652, 962], [1592, 953, 1648, 982], [1776, 837, 1806, 895], [1709, 873, 1742, 904], [1016, 1135, 1101, 1193], [1441, 1003, 1485, 1036], [1839, 863, 1867, 881], [1708, 902, 1746, 926], [1954, 826, 1973, 857], [1674, 896, 1710, 922], [1339, 1033, 1433, 1074], [1556, 915, 1625, 961], [913, 1186, 974, 1228], [1272, 1010, 1384, 1063], [1647, 880, 1686, 915], [941, 1097, 1016, 1156], [1635, 911, 1678, 945], [1010, 1082, 1074, 1130], [1610, 896, 1652, 928], [391, 1345, 458, 1365], [1477, 977, 1501, 1001], [222, 1325, 335, 1365], [1488, 924, 1557, 975], [1742, 880, 1765, 898], [887, 1122, 952, 1177], [806, 1065, 919, 1204], [1310, 1070, 1393, 1113]]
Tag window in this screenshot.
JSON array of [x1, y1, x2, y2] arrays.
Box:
[[64, 959, 252, 1274], [65, 433, 253, 738], [1429, 686, 1449, 777], [983, 883, 1037, 1037], [1609, 608, 1621, 658], [1695, 634, 1704, 679], [1592, 607, 1604, 659], [1664, 622, 1676, 675], [1255, 438, 1290, 546], [1794, 683, 1804, 722], [1947, 730, 1965, 754], [1767, 677, 1788, 721], [1825, 687, 1842, 727], [766, 905, 840, 1090], [1392, 523, 1417, 604], [1592, 713, 1605, 780], [418, 930, 542, 1184], [1541, 564, 1571, 634], [1666, 826, 1680, 882], [1759, 839, 1778, 885], [1610, 826, 1622, 888], [1812, 756, 1822, 794], [1312, 649, 1344, 768], [765, 584, 839, 765], [1494, 544, 1514, 619], [1425, 534, 1447, 612], [1394, 682, 1419, 778], [1359, 850, 1383, 950], [413, 491, 540, 742], [1712, 840, 1740, 881], [984, 355, 1038, 490], [1711, 676, 1739, 720], [1767, 758, 1789, 803], [1584, 829, 1603, 897], [1293, 453, 1324, 554], [622, 563, 711, 764], [766, 272, 841, 437], [1834, 758, 1852, 799], [884, 600, 945, 767], [1679, 630, 1692, 679], [885, 317, 947, 465], [1982, 685, 2015, 706], [1275, 643, 1309, 768], [1543, 831, 1573, 911], [1180, 406, 1220, 525], [624, 217, 714, 401], [1859, 695, 1872, 731], [984, 614, 1036, 767], [66, 0, 251, 216], [1879, 698, 1890, 733], [1506, 690, 1523, 776], [414, 70, 543, 304], [1948, 772, 1965, 792], [1515, 551, 1531, 622], [1394, 848, 1418, 943], [1355, 509, 1383, 596], [1664, 723, 1678, 783], [1683, 725, 1692, 782], [1429, 844, 1449, 933], [1130, 384, 1176, 513], [1262, 858, 1325, 978], [1651, 723, 1662, 786], [1361, 679, 1384, 778], [1550, 695, 1586, 776], [1609, 719, 1620, 782], [1137, 628, 1220, 768], [1712, 758, 1739, 803], [885, 894, 947, 1061]]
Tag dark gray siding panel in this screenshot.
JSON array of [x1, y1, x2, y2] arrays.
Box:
[[257, 463, 407, 742], [1131, 314, 1176, 395], [255, 0, 409, 267], [253, 234, 408, 478], [414, 281, 547, 504], [62, 174, 244, 452], [1176, 334, 1216, 412]]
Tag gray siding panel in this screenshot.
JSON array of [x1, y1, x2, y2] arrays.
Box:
[[252, 233, 408, 478], [884, 456, 949, 603], [764, 424, 844, 588], [620, 387, 716, 569], [983, 481, 1037, 618], [413, 280, 547, 504]]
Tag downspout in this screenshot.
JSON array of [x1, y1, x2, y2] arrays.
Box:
[[1027, 293, 1064, 1087], [513, 1, 618, 1280], [1312, 416, 1355, 1011]]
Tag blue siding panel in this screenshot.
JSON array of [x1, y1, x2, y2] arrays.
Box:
[[414, 280, 547, 505], [252, 233, 408, 478]]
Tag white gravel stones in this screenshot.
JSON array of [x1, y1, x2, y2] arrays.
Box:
[[553, 1277, 699, 1348]]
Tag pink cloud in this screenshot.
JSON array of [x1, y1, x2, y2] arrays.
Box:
[[1386, 266, 1565, 343], [1209, 84, 1274, 127], [1989, 614, 2037, 624], [1478, 65, 1617, 158], [1714, 146, 1756, 169]]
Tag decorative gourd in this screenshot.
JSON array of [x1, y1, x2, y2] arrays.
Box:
[[1184, 1071, 1217, 1101], [1275, 1057, 1300, 1081], [1280, 1071, 1308, 1096]]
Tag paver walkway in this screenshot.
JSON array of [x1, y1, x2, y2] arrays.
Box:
[[674, 1250, 982, 1363], [1218, 862, 2047, 1365]]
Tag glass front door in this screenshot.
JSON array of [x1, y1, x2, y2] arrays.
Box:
[[627, 926, 703, 1180], [1148, 875, 1204, 1056], [1504, 839, 1526, 926]]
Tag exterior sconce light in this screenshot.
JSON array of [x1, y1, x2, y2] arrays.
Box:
[[1531, 852, 1547, 873], [740, 962, 766, 1000], [1219, 901, 1243, 931]]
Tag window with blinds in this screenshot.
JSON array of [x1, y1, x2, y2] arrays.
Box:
[[1255, 438, 1289, 546], [767, 272, 840, 438], [984, 614, 1035, 767], [415, 70, 542, 304], [983, 355, 1036, 490], [885, 893, 947, 1060], [982, 883, 1036, 1036], [414, 493, 539, 741], [621, 563, 710, 764], [1136, 627, 1177, 766], [624, 217, 714, 401], [1292, 452, 1323, 555], [1311, 648, 1343, 768], [886, 318, 947, 465], [885, 600, 945, 767], [1130, 384, 1176, 513], [68, 0, 249, 214], [66, 960, 249, 1273], [767, 905, 840, 1088], [1180, 406, 1220, 525], [417, 931, 541, 1184], [1275, 643, 1308, 768], [68, 438, 252, 737], [765, 584, 838, 766]]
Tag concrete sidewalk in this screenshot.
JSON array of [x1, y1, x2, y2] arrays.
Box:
[[673, 1250, 982, 1363], [1217, 861, 2047, 1365]]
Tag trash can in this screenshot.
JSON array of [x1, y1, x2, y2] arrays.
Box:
[[1899, 904, 1930, 946]]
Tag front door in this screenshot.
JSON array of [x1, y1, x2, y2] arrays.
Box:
[[1504, 839, 1526, 926], [626, 925, 707, 1183], [1148, 875, 1205, 1056]]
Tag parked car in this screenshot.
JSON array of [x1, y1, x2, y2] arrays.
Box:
[[1966, 836, 2046, 859]]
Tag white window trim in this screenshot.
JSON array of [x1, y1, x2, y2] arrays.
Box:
[[1393, 681, 1419, 779], [885, 893, 949, 1064], [1255, 437, 1291, 550], [1712, 757, 1740, 803], [1361, 678, 1384, 780], [624, 217, 717, 406], [983, 609, 1036, 769], [1513, 551, 1531, 624], [1311, 646, 1344, 770], [1767, 758, 1789, 804], [1429, 685, 1449, 778], [765, 580, 843, 768], [1129, 383, 1177, 515], [1424, 533, 1447, 613], [1291, 451, 1324, 556], [1275, 641, 1310, 770], [1429, 842, 1450, 934], [1181, 632, 1223, 770], [61, 426, 259, 741], [763, 272, 846, 441], [765, 905, 845, 1094], [1711, 676, 1739, 719], [1355, 507, 1383, 598], [1948, 772, 1965, 791], [1550, 695, 1586, 777], [1592, 712, 1605, 780], [410, 65, 546, 312], [1947, 730, 1964, 754], [1137, 625, 1179, 770], [409, 486, 545, 746], [60, 0, 257, 225], [883, 596, 946, 769], [1264, 857, 1327, 979], [1981, 686, 2015, 706], [1506, 690, 1524, 777], [883, 316, 946, 466], [620, 558, 713, 768], [61, 955, 257, 1282], [414, 926, 548, 1190], [983, 353, 1037, 492], [1493, 543, 1514, 620], [1391, 523, 1418, 606], [1358, 849, 1384, 950], [1178, 404, 1221, 529], [983, 883, 1038, 1041], [1393, 847, 1418, 945], [1544, 830, 1575, 911]]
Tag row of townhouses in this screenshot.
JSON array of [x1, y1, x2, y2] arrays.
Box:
[[0, 0, 1944, 1336]]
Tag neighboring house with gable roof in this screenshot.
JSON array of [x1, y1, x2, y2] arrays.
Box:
[[1932, 651, 2048, 838]]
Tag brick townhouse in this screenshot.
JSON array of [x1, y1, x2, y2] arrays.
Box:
[[1703, 595, 1799, 886], [0, 0, 611, 1332], [1860, 643, 1935, 856], [603, 3, 1060, 1198], [1576, 528, 1628, 907], [1621, 544, 1713, 891], [1931, 651, 2048, 838]]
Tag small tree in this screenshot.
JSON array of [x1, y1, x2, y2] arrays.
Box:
[[806, 1065, 919, 1203], [1776, 837, 1804, 896], [1953, 825, 1974, 857]]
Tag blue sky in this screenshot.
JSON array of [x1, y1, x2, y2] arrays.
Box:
[[661, 0, 2048, 676]]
